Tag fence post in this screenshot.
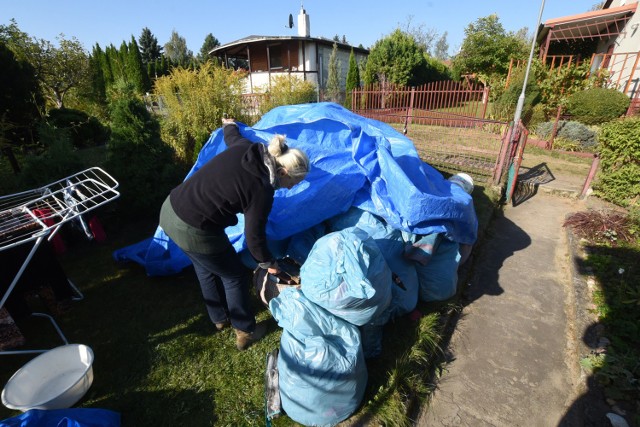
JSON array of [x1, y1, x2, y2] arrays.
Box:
[[481, 86, 490, 120], [506, 125, 527, 205], [493, 123, 513, 185], [407, 87, 415, 130], [580, 154, 600, 199], [548, 104, 563, 150]]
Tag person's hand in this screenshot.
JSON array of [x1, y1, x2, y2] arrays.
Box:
[[221, 116, 235, 126], [267, 266, 281, 275], [266, 260, 280, 275]]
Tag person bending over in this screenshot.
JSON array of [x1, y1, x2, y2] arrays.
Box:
[[160, 117, 310, 350]]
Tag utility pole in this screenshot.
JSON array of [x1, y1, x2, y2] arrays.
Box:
[[513, 0, 546, 126]]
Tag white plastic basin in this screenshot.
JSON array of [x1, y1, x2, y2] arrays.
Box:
[[2, 344, 94, 411]]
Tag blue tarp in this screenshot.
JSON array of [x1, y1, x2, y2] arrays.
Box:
[[113, 102, 478, 276], [0, 409, 120, 427]]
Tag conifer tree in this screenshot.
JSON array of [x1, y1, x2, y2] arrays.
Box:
[[345, 48, 360, 109], [198, 33, 220, 63], [138, 27, 162, 64], [127, 36, 151, 93], [159, 55, 168, 76], [102, 45, 116, 87], [88, 44, 107, 107], [113, 42, 129, 83], [326, 42, 341, 102], [164, 30, 192, 67]]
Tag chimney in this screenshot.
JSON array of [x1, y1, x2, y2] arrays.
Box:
[[297, 6, 310, 37]]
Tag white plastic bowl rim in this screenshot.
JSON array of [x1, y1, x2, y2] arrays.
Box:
[[1, 343, 94, 411]]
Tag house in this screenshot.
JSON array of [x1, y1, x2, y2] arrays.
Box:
[[537, 0, 640, 102], [209, 6, 368, 96]]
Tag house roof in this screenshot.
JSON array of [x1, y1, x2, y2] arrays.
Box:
[[209, 35, 369, 56], [537, 2, 637, 43]]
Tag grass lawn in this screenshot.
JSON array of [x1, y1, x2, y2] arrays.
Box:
[[0, 217, 453, 425], [521, 145, 594, 177]]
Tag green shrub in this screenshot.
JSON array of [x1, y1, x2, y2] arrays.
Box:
[[18, 124, 84, 189], [105, 88, 185, 221], [153, 63, 247, 164], [551, 137, 583, 152], [595, 118, 640, 207], [565, 88, 630, 125], [46, 108, 110, 149], [492, 74, 540, 122], [535, 120, 597, 150], [258, 75, 317, 116], [526, 103, 547, 130]]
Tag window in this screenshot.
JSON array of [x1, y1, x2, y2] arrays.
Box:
[[269, 45, 283, 69]]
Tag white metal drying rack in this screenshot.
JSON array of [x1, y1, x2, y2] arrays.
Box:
[[0, 167, 119, 355]]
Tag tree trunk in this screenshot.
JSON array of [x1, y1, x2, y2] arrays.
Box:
[[1, 146, 21, 174]]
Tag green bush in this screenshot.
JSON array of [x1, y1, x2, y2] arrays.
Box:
[[595, 118, 640, 207], [526, 103, 547, 130], [18, 125, 84, 189], [258, 75, 317, 116], [565, 88, 630, 125], [535, 120, 597, 150], [46, 108, 110, 149], [492, 74, 541, 122], [551, 137, 583, 152], [105, 88, 185, 221], [153, 63, 248, 164]]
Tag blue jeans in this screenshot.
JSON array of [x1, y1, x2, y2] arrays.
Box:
[[183, 246, 256, 333]]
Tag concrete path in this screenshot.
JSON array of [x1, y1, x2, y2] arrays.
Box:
[[417, 192, 589, 426]]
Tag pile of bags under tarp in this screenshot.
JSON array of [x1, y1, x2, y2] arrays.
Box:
[[267, 207, 466, 426], [299, 207, 462, 352], [112, 102, 478, 427]]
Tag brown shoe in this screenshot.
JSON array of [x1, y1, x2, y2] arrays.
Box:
[[235, 322, 267, 351], [215, 320, 230, 331]]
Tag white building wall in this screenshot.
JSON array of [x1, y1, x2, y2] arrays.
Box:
[[240, 42, 364, 94], [243, 71, 319, 93], [299, 41, 317, 76]]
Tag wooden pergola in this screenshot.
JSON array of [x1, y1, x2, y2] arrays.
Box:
[[538, 3, 637, 60]]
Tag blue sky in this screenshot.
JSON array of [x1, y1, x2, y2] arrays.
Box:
[[3, 0, 599, 55]]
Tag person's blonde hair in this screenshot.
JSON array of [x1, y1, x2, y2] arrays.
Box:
[[268, 134, 310, 180]]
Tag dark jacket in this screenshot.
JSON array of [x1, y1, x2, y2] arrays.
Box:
[[169, 124, 275, 264]]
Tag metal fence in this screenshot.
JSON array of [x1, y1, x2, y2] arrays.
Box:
[[352, 81, 490, 119], [150, 81, 520, 188], [350, 82, 514, 186]]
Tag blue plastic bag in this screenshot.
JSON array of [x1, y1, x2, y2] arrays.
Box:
[[300, 228, 392, 326], [416, 238, 461, 302], [270, 288, 367, 427], [328, 208, 420, 318]]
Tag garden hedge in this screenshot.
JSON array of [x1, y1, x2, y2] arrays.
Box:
[[595, 117, 640, 207], [565, 88, 630, 126]]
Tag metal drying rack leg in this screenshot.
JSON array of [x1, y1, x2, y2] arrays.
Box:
[[0, 235, 70, 356], [0, 167, 120, 356]]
